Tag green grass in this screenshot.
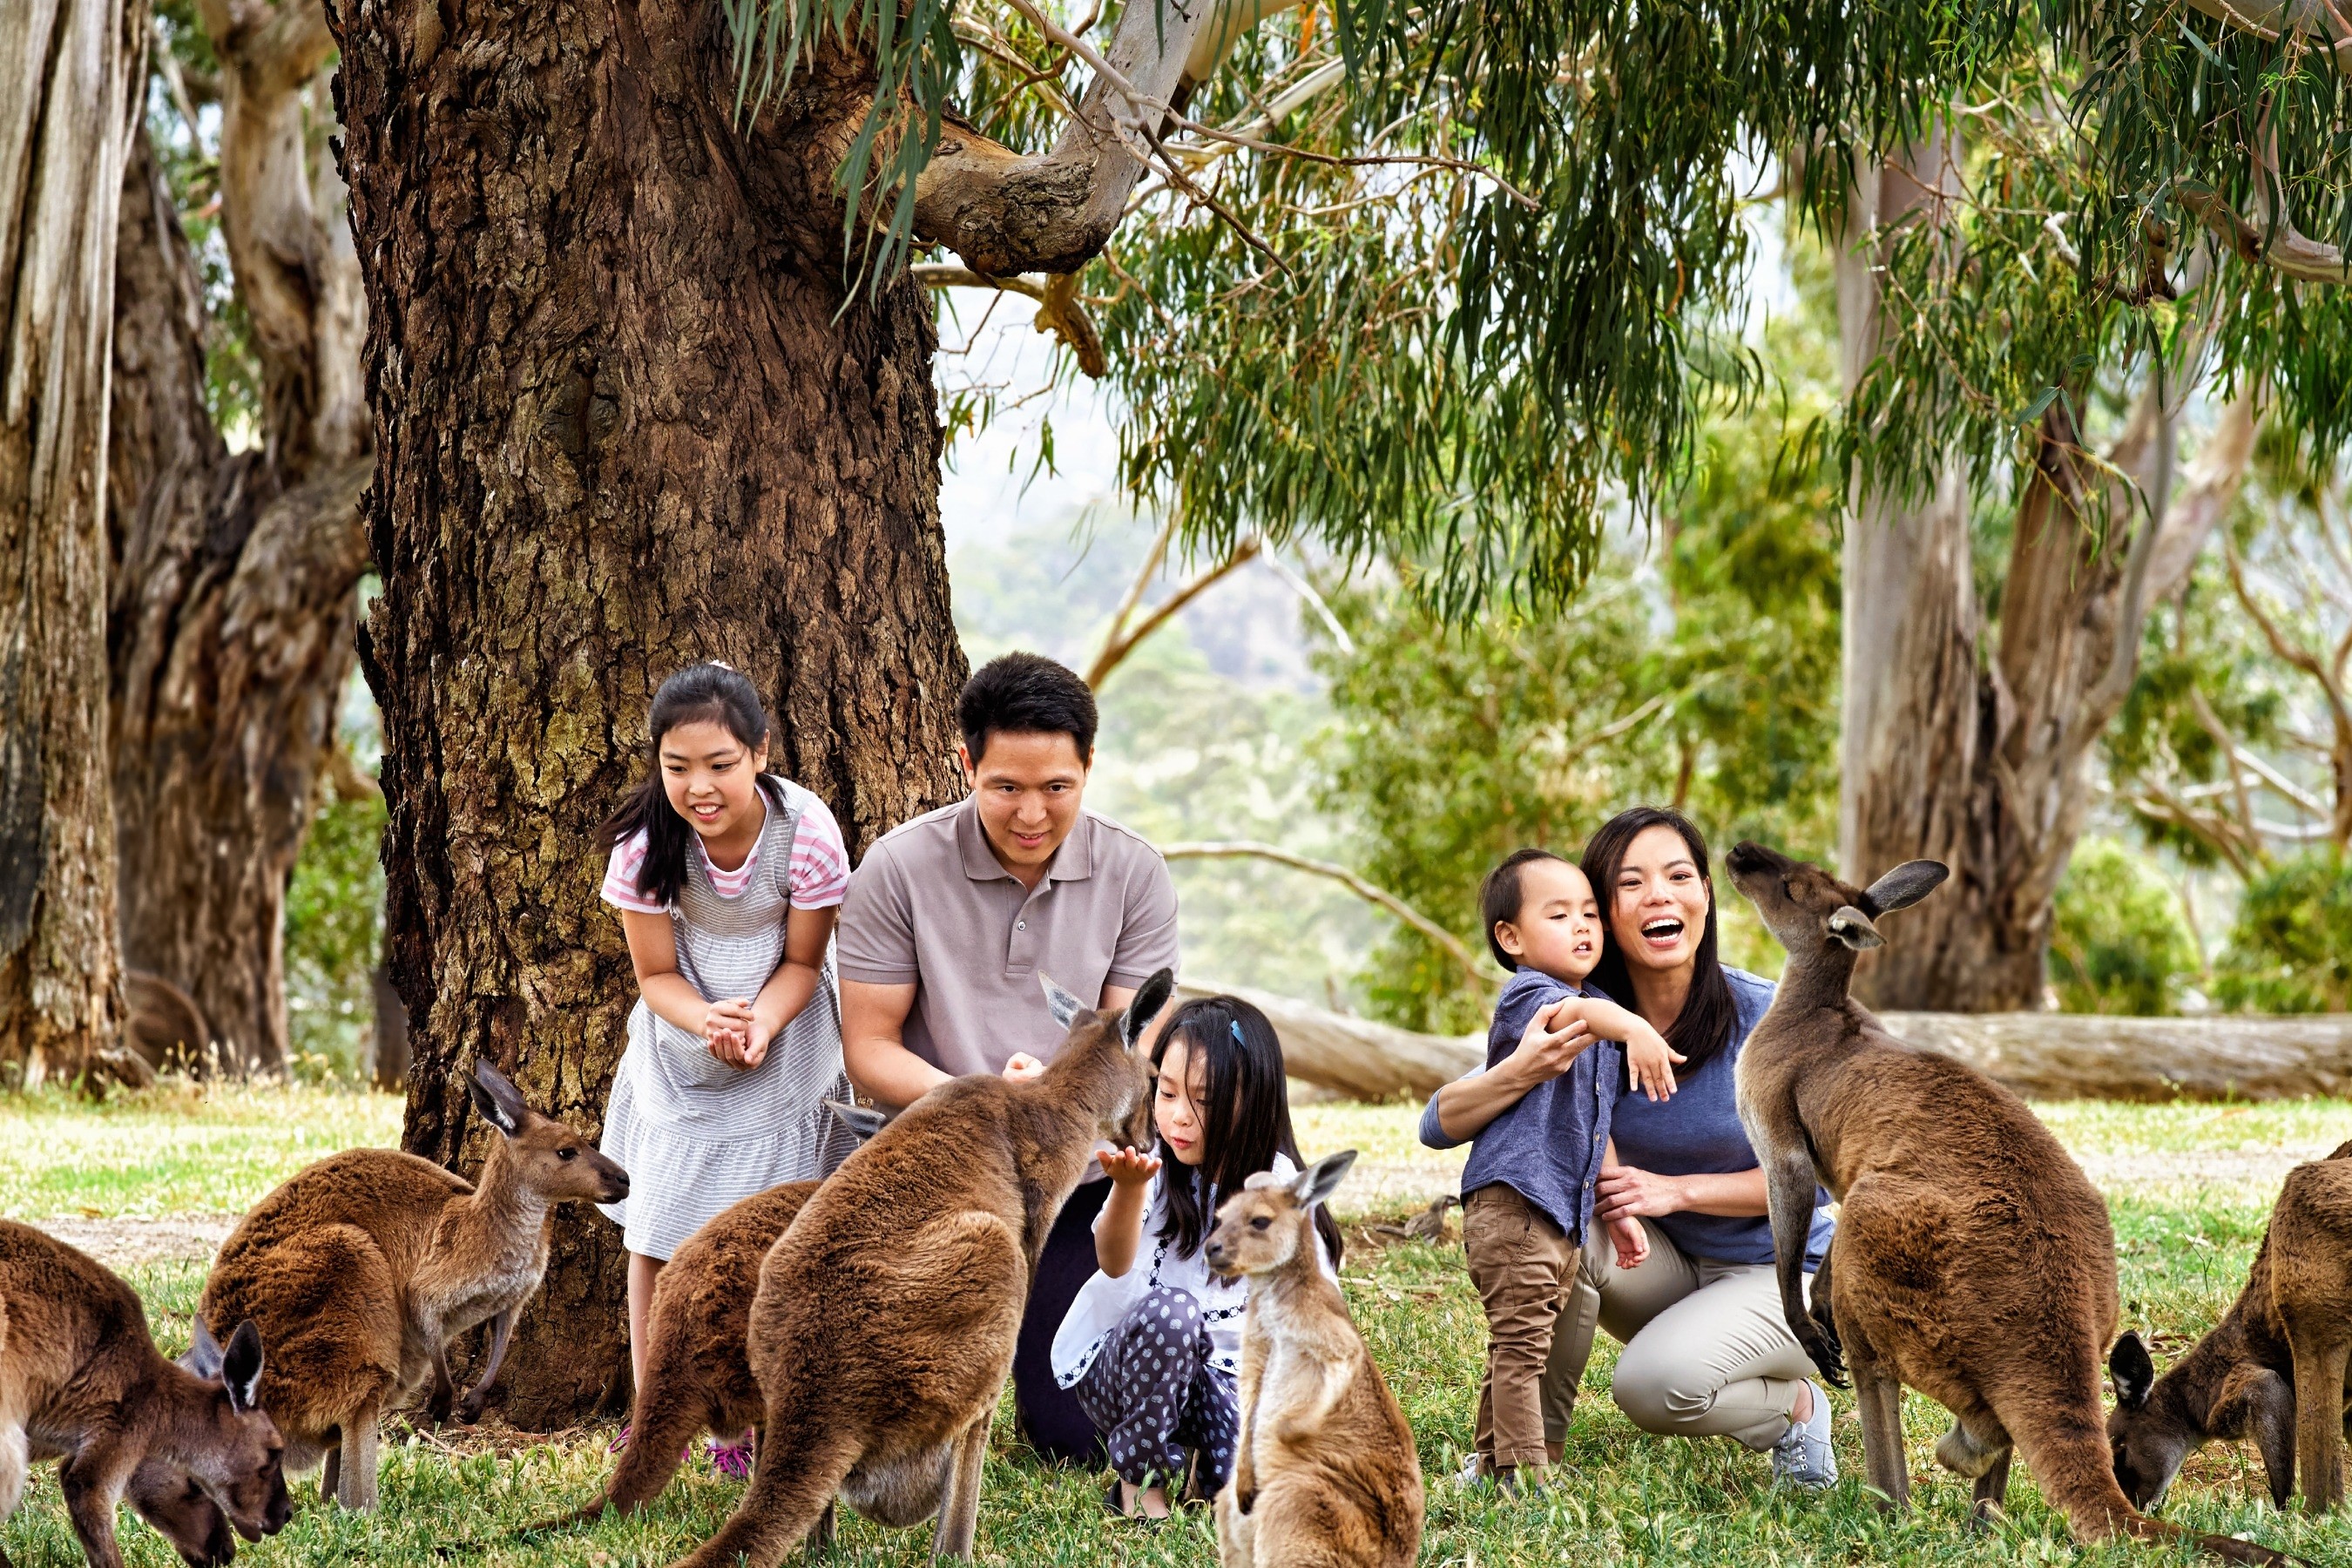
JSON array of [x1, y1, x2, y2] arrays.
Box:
[[3, 1088, 2349, 1565]]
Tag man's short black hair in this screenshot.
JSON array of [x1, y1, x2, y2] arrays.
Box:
[[958, 652, 1098, 765]]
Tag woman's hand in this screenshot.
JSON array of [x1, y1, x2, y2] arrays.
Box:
[[1099, 1146, 1161, 1188], [1001, 1051, 1046, 1084], [1502, 1000, 1594, 1089], [703, 997, 757, 1066], [1594, 1160, 1687, 1224]]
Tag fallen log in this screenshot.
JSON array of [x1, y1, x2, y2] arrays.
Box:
[[1185, 980, 2352, 1104], [1880, 1010, 2352, 1103]]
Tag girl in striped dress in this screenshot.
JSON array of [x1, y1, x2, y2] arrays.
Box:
[[595, 662, 860, 1471]]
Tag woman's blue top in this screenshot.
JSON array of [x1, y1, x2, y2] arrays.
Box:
[[1421, 963, 1832, 1270]]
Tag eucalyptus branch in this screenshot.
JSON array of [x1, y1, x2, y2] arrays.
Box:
[[912, 263, 1109, 375], [1156, 840, 1496, 992], [2177, 186, 2352, 285], [1085, 532, 1262, 686]]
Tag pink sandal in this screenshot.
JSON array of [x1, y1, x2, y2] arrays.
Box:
[[707, 1431, 755, 1480]]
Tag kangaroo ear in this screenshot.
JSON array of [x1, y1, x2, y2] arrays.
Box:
[[825, 1098, 889, 1144], [470, 1059, 527, 1137], [1038, 974, 1087, 1031], [1862, 859, 1949, 916], [1121, 969, 1176, 1050], [179, 1315, 224, 1379], [1291, 1149, 1358, 1209], [1826, 905, 1884, 950], [221, 1321, 266, 1414], [2110, 1331, 2156, 1410]]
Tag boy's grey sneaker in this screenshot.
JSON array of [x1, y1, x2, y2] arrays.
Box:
[[1771, 1382, 1837, 1490]]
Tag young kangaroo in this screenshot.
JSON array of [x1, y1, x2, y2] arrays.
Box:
[[1203, 1151, 1422, 1568], [192, 1059, 628, 1509], [666, 969, 1174, 1568], [2110, 1139, 2352, 1514], [1726, 841, 2286, 1565], [532, 1101, 888, 1532], [0, 1220, 289, 1568]]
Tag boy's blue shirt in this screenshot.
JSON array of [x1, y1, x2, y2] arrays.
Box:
[[1451, 965, 1621, 1242]]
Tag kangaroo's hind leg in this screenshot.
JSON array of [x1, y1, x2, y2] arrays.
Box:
[[2289, 1323, 2351, 1512], [931, 1409, 993, 1561], [1936, 1416, 2014, 1526], [1852, 1358, 1909, 1514], [337, 1400, 382, 1511]]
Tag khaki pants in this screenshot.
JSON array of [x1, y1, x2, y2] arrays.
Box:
[[1585, 1217, 1817, 1451], [1462, 1185, 1599, 1472], [1466, 1189, 1818, 1463]]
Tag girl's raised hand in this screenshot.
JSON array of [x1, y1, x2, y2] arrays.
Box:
[[1098, 1146, 1161, 1187]]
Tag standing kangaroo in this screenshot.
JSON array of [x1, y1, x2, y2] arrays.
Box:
[[1726, 841, 2285, 1564], [0, 1221, 289, 1568], [192, 1059, 629, 1509], [665, 969, 1174, 1568], [2110, 1139, 2352, 1513], [1203, 1150, 1423, 1568], [531, 1101, 887, 1532]]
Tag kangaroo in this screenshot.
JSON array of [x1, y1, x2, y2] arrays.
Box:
[[531, 1101, 888, 1534], [2110, 1139, 2352, 1513], [190, 1059, 628, 1509], [1203, 1150, 1423, 1568], [664, 968, 1174, 1568], [1726, 841, 2286, 1564], [0, 1220, 289, 1568]]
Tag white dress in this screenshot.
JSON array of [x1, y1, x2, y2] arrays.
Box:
[[595, 780, 861, 1260], [1050, 1153, 1338, 1388]]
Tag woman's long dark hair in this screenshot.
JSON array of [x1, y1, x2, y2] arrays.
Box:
[[600, 663, 781, 907], [1580, 806, 1740, 1073], [1152, 996, 1344, 1267]]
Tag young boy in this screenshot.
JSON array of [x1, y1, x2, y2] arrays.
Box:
[[1420, 848, 1683, 1489]]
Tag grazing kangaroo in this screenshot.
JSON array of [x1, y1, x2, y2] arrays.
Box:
[[2110, 1139, 2352, 1513], [666, 969, 1174, 1568], [531, 1101, 888, 1533], [192, 1059, 628, 1509], [1726, 841, 2286, 1564], [0, 1220, 289, 1568], [1203, 1150, 1423, 1568]]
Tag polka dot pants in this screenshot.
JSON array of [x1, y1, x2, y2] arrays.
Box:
[[1073, 1286, 1240, 1494]]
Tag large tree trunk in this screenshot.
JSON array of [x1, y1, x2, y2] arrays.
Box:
[[0, 0, 143, 1085], [1837, 146, 2251, 1010], [333, 0, 970, 1425], [105, 2, 372, 1075]]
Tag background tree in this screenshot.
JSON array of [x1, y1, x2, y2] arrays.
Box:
[[106, 0, 373, 1075], [0, 0, 144, 1086]]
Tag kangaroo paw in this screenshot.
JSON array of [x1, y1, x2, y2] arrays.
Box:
[[1797, 1321, 1848, 1389]]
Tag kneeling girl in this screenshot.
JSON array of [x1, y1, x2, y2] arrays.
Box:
[[1051, 995, 1342, 1519]]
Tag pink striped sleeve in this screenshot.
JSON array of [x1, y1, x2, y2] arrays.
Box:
[[787, 796, 851, 909], [600, 830, 666, 914]]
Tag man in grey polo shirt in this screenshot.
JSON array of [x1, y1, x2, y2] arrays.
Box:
[[836, 650, 1179, 1463]]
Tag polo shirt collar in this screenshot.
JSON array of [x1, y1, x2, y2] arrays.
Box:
[[954, 795, 1095, 884]]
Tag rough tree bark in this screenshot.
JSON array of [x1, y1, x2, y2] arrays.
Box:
[[1838, 144, 2255, 1010], [0, 0, 143, 1085], [106, 0, 372, 1075], [333, 0, 1269, 1425]]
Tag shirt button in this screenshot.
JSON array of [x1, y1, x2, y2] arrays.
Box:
[[1017, 920, 1026, 930]]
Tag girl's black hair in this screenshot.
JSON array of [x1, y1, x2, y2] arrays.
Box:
[[1580, 806, 1739, 1073], [601, 663, 781, 907], [1478, 847, 1570, 970], [1151, 996, 1344, 1267]]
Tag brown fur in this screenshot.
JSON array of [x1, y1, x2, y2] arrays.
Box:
[[0, 1221, 289, 1568], [663, 969, 1174, 1568], [193, 1061, 626, 1510], [533, 1099, 889, 1533], [2110, 1139, 2352, 1513], [1726, 841, 2286, 1565], [1204, 1152, 1423, 1568]]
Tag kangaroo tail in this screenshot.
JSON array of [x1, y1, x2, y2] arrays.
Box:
[[672, 1426, 857, 1568], [2018, 1412, 2294, 1565], [517, 1382, 710, 1536]]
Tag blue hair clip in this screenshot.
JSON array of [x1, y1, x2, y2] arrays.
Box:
[[1230, 1018, 1246, 1046]]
